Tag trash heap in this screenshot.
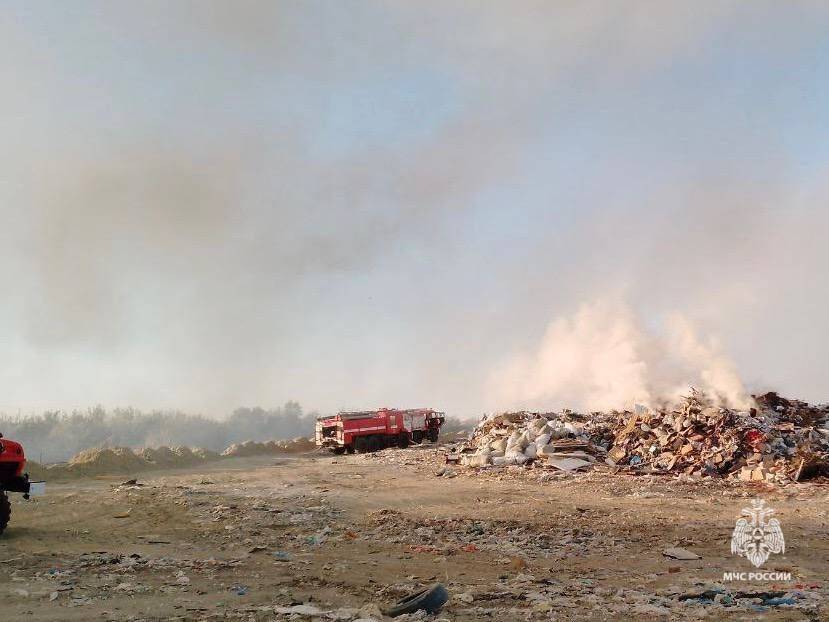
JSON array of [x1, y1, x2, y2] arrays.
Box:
[[608, 390, 829, 484], [452, 390, 829, 484]]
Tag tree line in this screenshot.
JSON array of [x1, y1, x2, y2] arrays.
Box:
[[0, 402, 316, 463]]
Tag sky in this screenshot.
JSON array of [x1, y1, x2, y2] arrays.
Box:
[[1, 2, 828, 417]]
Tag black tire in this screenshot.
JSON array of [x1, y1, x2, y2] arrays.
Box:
[[0, 491, 10, 536], [369, 436, 383, 452], [428, 428, 439, 443], [412, 430, 423, 444], [354, 437, 368, 453], [385, 583, 449, 617], [398, 432, 409, 449], [346, 446, 355, 454], [332, 447, 346, 455]]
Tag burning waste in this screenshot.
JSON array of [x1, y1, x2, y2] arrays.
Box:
[[448, 390, 829, 485]]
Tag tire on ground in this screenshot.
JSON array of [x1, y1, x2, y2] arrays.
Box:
[[0, 491, 10, 536], [398, 432, 409, 449], [385, 583, 449, 617], [354, 437, 368, 453], [412, 430, 423, 444]]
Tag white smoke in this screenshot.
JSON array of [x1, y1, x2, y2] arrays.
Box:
[[489, 301, 750, 412]]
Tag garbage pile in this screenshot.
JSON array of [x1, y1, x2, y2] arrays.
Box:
[[451, 390, 829, 484], [606, 390, 829, 484]]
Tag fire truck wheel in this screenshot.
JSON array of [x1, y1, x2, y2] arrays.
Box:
[[354, 437, 368, 453], [385, 583, 449, 617], [428, 428, 439, 443], [368, 436, 382, 452], [412, 430, 423, 444], [0, 491, 10, 535], [346, 446, 355, 454], [398, 432, 409, 449], [332, 447, 346, 455]]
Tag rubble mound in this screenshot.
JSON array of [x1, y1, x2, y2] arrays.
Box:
[[25, 436, 316, 480], [221, 440, 268, 457], [139, 445, 180, 466], [192, 447, 221, 461], [452, 390, 829, 485], [220, 437, 314, 456], [67, 447, 148, 475], [279, 436, 316, 452]]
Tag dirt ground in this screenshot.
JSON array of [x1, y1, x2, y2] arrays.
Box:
[[0, 447, 826, 621]]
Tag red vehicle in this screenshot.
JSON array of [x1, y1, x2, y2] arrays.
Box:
[[0, 434, 44, 535], [316, 408, 445, 454]]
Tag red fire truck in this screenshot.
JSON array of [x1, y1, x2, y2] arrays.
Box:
[[0, 434, 45, 535], [315, 408, 445, 454]]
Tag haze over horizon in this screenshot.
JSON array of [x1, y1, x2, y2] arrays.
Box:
[[2, 3, 828, 418]]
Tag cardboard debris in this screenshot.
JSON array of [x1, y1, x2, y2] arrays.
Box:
[[545, 456, 593, 472]]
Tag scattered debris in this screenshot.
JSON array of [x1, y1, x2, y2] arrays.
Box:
[[3, 447, 827, 621], [274, 604, 326, 616], [663, 547, 700, 560]]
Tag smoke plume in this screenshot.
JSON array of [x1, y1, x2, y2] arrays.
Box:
[[489, 302, 750, 413]]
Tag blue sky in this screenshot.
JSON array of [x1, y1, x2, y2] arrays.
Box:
[[2, 2, 829, 415]]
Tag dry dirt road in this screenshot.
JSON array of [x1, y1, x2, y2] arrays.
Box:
[[0, 447, 826, 621]]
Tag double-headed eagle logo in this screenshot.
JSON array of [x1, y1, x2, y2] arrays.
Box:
[[731, 498, 785, 568]]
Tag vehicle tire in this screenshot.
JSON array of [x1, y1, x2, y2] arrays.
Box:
[[398, 432, 409, 449], [369, 436, 382, 452], [412, 430, 423, 444], [346, 446, 355, 454], [332, 447, 346, 455], [385, 583, 449, 617], [355, 437, 368, 453], [0, 491, 10, 536], [428, 428, 439, 443]]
